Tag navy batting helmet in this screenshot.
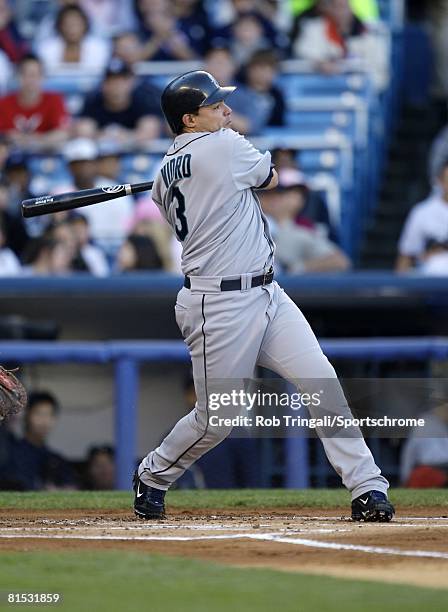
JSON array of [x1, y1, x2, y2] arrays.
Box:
[[161, 70, 236, 135]]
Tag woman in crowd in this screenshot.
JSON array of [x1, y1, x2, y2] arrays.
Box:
[[36, 4, 110, 74]]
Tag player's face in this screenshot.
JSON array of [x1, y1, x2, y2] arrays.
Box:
[[184, 101, 232, 133]]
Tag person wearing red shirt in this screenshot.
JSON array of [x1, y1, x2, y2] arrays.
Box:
[[0, 53, 70, 151]]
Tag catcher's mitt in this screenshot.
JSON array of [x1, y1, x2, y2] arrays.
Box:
[[0, 366, 27, 420]]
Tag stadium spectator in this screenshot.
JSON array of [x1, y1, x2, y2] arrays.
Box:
[[63, 137, 98, 190], [269, 160, 336, 239], [78, 0, 136, 37], [116, 233, 163, 272], [76, 58, 162, 146], [125, 196, 182, 273], [111, 33, 165, 108], [259, 169, 350, 273], [419, 240, 448, 276], [271, 147, 299, 170], [3, 150, 48, 239], [112, 31, 143, 67], [35, 4, 110, 74], [22, 236, 74, 276], [0, 54, 70, 152], [35, 0, 137, 41], [46, 218, 77, 259], [400, 404, 448, 487], [242, 49, 286, 127], [83, 444, 115, 489], [172, 0, 213, 56], [9, 391, 75, 490], [68, 214, 110, 276], [240, 0, 294, 35], [61, 138, 123, 249], [134, 0, 197, 61], [212, 0, 288, 52], [96, 141, 125, 183], [290, 0, 388, 90], [0, 177, 29, 257], [229, 12, 272, 67], [0, 0, 29, 63], [3, 150, 31, 205], [96, 151, 135, 239], [274, 167, 316, 231], [204, 46, 270, 135], [396, 160, 448, 272], [0, 216, 21, 275], [45, 216, 107, 277]]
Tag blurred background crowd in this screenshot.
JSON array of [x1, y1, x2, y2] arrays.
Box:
[[1, 1, 448, 492], [0, 0, 445, 277]]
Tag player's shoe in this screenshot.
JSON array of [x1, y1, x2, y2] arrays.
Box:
[[351, 490, 395, 522], [133, 470, 166, 519]]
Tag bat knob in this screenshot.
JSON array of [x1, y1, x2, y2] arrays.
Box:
[[21, 202, 30, 218]]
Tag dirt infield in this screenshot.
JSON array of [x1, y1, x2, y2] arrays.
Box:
[[1, 506, 447, 590]]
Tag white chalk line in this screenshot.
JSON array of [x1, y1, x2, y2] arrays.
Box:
[[0, 526, 351, 536], [254, 534, 448, 560], [303, 516, 448, 522], [1, 530, 448, 560], [0, 532, 282, 542]]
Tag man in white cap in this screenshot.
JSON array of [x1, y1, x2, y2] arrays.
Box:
[[63, 138, 133, 252]]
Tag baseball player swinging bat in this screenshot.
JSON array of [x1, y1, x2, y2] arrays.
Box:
[[21, 181, 154, 218], [132, 70, 395, 523]]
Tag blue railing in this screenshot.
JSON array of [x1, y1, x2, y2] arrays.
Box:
[[1, 271, 448, 294], [1, 337, 448, 489]]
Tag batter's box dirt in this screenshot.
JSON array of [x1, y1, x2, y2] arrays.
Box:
[[0, 507, 447, 590]]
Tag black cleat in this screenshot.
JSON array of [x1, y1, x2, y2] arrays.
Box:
[[351, 490, 395, 522], [132, 470, 166, 519]]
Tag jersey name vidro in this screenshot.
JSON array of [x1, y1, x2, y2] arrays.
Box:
[[160, 154, 192, 189]]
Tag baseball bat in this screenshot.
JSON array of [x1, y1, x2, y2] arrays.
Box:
[[21, 181, 154, 218]]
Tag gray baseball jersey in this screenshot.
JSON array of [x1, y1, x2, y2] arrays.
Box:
[[151, 128, 275, 276]]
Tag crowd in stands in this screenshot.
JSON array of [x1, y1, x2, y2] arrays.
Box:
[[2, 380, 447, 490], [0, 387, 117, 490], [0, 0, 445, 276], [0, 376, 261, 490], [396, 159, 448, 274]]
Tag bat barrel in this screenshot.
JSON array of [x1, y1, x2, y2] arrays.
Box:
[[21, 181, 154, 218]]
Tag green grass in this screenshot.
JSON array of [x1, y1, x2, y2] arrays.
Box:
[[0, 489, 447, 511], [0, 551, 446, 612], [1, 493, 447, 611]]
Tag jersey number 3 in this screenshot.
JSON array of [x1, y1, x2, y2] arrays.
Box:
[[172, 187, 188, 241]]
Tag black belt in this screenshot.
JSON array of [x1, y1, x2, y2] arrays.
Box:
[[184, 269, 274, 291]]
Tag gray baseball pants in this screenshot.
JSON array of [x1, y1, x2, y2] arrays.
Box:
[[139, 279, 389, 500]]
